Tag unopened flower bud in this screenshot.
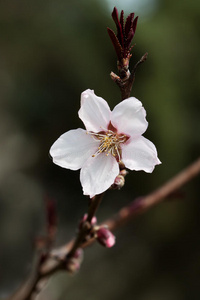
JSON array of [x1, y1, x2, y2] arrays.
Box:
[[66, 248, 84, 274], [66, 260, 81, 274], [115, 174, 125, 187], [73, 248, 84, 261], [79, 213, 97, 230], [91, 216, 97, 225], [96, 227, 116, 248], [111, 174, 125, 190], [120, 169, 128, 177]]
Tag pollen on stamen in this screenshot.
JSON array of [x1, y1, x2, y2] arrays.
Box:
[[89, 130, 128, 160]]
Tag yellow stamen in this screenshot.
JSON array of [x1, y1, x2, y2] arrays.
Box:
[[89, 129, 127, 161]]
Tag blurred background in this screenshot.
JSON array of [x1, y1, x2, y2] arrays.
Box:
[[0, 0, 200, 299]]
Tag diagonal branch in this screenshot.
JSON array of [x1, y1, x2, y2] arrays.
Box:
[[8, 158, 200, 300]]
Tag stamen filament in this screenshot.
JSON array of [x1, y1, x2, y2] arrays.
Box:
[[89, 129, 127, 161]]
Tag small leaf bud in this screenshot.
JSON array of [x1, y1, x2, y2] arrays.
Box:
[[79, 213, 97, 230], [66, 248, 84, 274]]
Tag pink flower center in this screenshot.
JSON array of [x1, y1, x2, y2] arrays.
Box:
[[88, 129, 127, 161]]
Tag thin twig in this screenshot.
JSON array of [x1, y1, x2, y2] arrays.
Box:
[[110, 53, 148, 100], [105, 157, 200, 231], [8, 158, 200, 300], [87, 193, 104, 223], [66, 193, 104, 259], [45, 158, 200, 267]]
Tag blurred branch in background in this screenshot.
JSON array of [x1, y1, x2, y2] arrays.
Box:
[[8, 157, 200, 300]]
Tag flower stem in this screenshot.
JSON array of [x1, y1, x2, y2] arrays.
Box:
[[87, 193, 104, 223], [66, 193, 104, 259], [110, 52, 148, 100]]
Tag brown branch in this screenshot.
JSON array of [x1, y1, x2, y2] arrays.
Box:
[[81, 157, 200, 247], [87, 193, 104, 223], [41, 157, 200, 271], [110, 52, 148, 100], [66, 193, 104, 259], [8, 253, 42, 300], [105, 157, 200, 231], [7, 193, 105, 300], [8, 158, 200, 300]]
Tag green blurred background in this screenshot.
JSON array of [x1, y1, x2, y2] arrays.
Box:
[[0, 0, 200, 299]]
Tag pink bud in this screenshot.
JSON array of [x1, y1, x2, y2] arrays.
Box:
[[120, 169, 128, 177], [79, 213, 97, 229], [114, 175, 125, 188], [91, 216, 97, 226], [73, 248, 84, 261], [96, 227, 116, 248], [66, 260, 80, 274], [66, 248, 84, 274]]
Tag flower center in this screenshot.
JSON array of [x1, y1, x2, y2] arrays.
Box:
[[88, 129, 127, 162]]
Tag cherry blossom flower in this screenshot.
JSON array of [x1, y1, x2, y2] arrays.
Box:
[[50, 89, 161, 198]]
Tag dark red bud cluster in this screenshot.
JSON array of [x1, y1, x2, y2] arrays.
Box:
[[107, 7, 138, 63]]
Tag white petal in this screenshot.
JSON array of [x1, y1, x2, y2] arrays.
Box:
[[111, 97, 148, 137], [80, 154, 119, 198], [122, 136, 161, 173], [50, 128, 99, 170], [78, 89, 111, 132]]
